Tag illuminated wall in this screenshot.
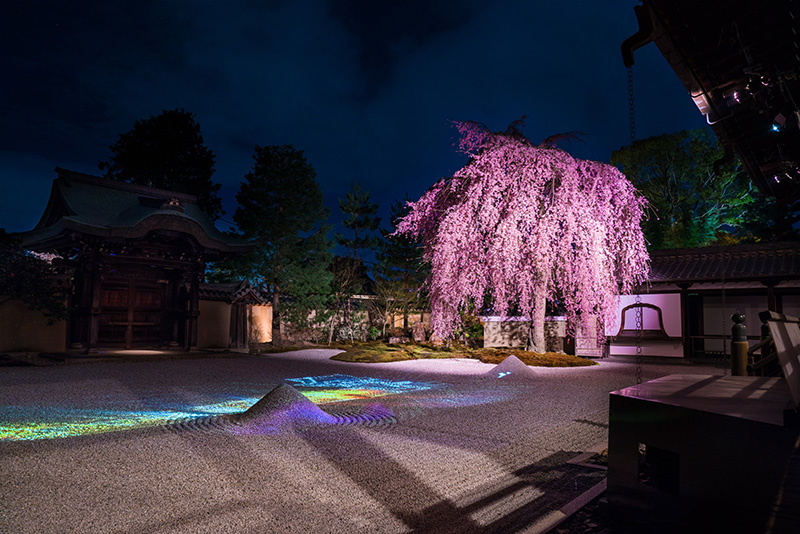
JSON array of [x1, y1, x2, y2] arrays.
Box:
[[388, 311, 431, 330], [482, 316, 566, 352], [607, 293, 683, 358], [249, 304, 272, 343]]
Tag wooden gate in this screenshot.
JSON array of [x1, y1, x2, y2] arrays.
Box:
[[98, 280, 165, 348]]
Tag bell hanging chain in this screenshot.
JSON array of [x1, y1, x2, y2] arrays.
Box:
[[627, 66, 637, 144], [635, 294, 643, 385]]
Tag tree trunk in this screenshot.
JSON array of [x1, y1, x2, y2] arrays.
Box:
[[346, 297, 353, 340], [525, 294, 546, 353], [271, 290, 282, 347], [327, 309, 337, 345]]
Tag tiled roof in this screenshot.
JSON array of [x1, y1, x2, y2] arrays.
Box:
[[647, 242, 800, 284], [18, 168, 252, 255], [199, 281, 267, 304]]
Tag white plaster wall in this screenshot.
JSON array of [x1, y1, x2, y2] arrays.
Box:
[[784, 301, 800, 318], [703, 295, 767, 352], [781, 285, 799, 317], [606, 293, 682, 336], [607, 293, 683, 358]]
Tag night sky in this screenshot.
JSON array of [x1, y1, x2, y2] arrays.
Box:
[[0, 0, 707, 239]]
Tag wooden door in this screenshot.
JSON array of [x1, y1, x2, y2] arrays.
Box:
[[98, 280, 164, 348]]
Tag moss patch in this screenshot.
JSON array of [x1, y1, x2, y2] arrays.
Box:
[[253, 344, 317, 354], [473, 348, 598, 367], [329, 341, 597, 367]]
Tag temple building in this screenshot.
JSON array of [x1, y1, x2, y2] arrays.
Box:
[[607, 242, 800, 360], [483, 241, 800, 360], [1, 168, 262, 353]]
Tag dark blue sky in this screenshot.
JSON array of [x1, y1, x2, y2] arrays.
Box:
[[0, 0, 706, 236]]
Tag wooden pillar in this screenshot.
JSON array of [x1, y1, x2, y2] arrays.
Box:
[[241, 303, 248, 348], [238, 303, 248, 348], [762, 280, 780, 313], [125, 278, 135, 349], [678, 283, 692, 360], [166, 275, 181, 348], [86, 265, 102, 354], [228, 301, 248, 349], [185, 269, 200, 351], [68, 265, 91, 350]]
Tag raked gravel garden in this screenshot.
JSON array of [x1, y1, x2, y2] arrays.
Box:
[[0, 349, 721, 533]]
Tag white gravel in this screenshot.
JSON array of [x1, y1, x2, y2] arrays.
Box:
[[0, 350, 723, 533]]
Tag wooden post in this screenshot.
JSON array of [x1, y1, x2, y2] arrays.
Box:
[[185, 268, 200, 351], [730, 312, 748, 376], [87, 266, 102, 354], [678, 283, 692, 360]]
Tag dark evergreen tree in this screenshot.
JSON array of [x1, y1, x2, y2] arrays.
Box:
[[232, 145, 332, 345], [336, 183, 381, 261], [327, 255, 371, 342], [374, 197, 428, 332], [329, 184, 380, 336], [99, 108, 223, 220], [739, 197, 800, 243]]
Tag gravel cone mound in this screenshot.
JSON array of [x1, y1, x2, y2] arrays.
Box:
[[233, 383, 336, 434], [485, 354, 537, 380]]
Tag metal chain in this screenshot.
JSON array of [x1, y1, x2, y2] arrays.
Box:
[[628, 64, 641, 384], [627, 66, 637, 143], [635, 294, 643, 384]]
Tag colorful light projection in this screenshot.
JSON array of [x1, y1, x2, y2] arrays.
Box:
[[0, 407, 205, 441], [286, 374, 442, 404], [0, 374, 441, 441]]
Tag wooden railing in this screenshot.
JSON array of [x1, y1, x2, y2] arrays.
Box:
[[743, 311, 800, 377]]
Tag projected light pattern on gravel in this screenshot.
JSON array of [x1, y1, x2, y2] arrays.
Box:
[[0, 408, 207, 441], [0, 375, 442, 441], [286, 374, 442, 403]]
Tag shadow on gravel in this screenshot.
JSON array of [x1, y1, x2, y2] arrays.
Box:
[[300, 424, 605, 534]]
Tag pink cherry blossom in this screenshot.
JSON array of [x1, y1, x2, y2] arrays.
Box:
[[397, 121, 649, 351]]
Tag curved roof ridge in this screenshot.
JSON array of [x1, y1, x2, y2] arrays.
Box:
[[54, 167, 200, 204]]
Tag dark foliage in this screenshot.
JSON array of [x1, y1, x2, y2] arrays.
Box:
[[99, 108, 223, 220], [0, 230, 68, 323], [335, 183, 382, 262], [229, 144, 333, 343]]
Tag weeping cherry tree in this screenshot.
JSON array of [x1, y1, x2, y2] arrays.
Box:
[[396, 120, 650, 352]]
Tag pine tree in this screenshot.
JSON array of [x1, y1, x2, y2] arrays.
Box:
[[330, 184, 381, 337], [232, 145, 333, 345], [336, 183, 381, 262], [374, 197, 427, 332]]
